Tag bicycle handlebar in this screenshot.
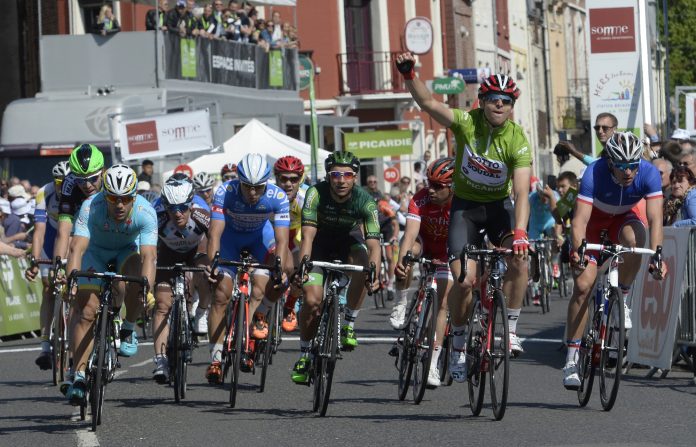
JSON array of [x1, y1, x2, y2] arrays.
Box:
[[458, 245, 513, 283], [30, 256, 67, 268], [402, 251, 447, 268], [156, 264, 207, 273], [210, 251, 283, 286], [298, 257, 376, 295]]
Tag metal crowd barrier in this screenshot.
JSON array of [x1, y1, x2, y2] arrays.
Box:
[[676, 229, 696, 377]]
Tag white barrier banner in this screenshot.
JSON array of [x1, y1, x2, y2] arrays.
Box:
[[118, 109, 213, 161], [586, 0, 644, 156], [627, 228, 690, 369]]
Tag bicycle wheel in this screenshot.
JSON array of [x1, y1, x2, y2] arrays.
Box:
[[91, 309, 109, 431], [489, 290, 510, 421], [259, 301, 279, 393], [230, 298, 245, 408], [171, 298, 182, 403], [52, 299, 65, 386], [316, 292, 339, 416], [577, 300, 597, 407], [180, 301, 191, 400], [539, 260, 548, 315], [466, 299, 486, 416], [438, 327, 453, 386], [397, 305, 415, 401], [412, 290, 436, 404], [599, 287, 624, 411], [543, 258, 552, 313], [221, 300, 235, 384]]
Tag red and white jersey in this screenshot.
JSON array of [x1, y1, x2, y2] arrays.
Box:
[[407, 189, 451, 261]]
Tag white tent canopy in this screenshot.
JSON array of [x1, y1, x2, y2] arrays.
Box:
[[182, 118, 328, 181]]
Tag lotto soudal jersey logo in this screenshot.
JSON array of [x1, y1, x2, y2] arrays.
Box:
[[460, 145, 508, 187], [589, 7, 636, 53]]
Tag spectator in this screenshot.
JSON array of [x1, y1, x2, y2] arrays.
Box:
[[652, 158, 672, 194], [0, 179, 8, 199], [20, 179, 31, 193], [270, 10, 284, 47], [256, 18, 272, 49], [168, 0, 196, 37], [146, 0, 170, 31], [412, 161, 424, 185], [422, 150, 432, 166], [660, 140, 683, 167], [197, 3, 218, 39], [9, 176, 20, 186], [389, 185, 408, 229], [8, 184, 30, 202], [364, 175, 383, 201], [212, 0, 225, 37], [415, 181, 425, 193], [668, 166, 696, 227], [1, 200, 28, 249], [398, 176, 411, 195], [678, 149, 696, 178], [138, 159, 154, 183], [138, 181, 152, 193], [671, 128, 695, 152], [94, 4, 121, 36]]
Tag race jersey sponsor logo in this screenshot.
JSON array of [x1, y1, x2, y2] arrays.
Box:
[[460, 145, 508, 187]]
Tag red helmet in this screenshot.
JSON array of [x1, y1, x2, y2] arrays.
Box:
[[274, 156, 305, 175], [478, 74, 520, 101], [220, 162, 237, 176], [426, 157, 455, 184]]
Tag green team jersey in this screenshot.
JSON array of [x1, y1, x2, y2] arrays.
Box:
[[449, 108, 532, 201], [302, 181, 381, 239], [555, 187, 578, 220]]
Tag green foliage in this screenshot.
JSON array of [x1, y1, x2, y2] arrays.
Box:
[[660, 0, 696, 94]]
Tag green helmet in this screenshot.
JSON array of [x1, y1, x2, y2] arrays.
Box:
[[69, 144, 104, 175], [325, 151, 360, 173]]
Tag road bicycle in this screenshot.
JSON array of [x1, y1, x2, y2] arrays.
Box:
[[67, 269, 148, 432], [375, 237, 396, 309], [211, 251, 282, 408], [574, 240, 661, 411], [31, 256, 68, 386], [156, 263, 206, 403], [297, 256, 375, 416], [460, 245, 512, 421], [529, 238, 555, 314], [395, 251, 442, 404]]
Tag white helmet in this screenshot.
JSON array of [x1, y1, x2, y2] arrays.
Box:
[[193, 172, 215, 190], [237, 153, 271, 186], [161, 173, 194, 206], [52, 161, 70, 179], [605, 131, 643, 163], [103, 164, 138, 196]]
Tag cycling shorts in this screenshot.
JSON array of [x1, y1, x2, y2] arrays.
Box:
[[219, 222, 275, 276], [306, 227, 367, 287], [585, 210, 645, 262], [77, 244, 139, 290], [447, 197, 514, 262]]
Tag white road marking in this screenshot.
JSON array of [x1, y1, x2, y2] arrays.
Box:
[[71, 409, 100, 447], [0, 336, 563, 354]]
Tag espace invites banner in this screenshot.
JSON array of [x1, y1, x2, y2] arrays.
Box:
[[119, 110, 213, 161], [586, 1, 643, 156]]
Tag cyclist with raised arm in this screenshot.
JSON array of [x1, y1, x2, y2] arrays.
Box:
[[62, 165, 158, 404], [562, 132, 666, 389], [390, 157, 455, 388], [192, 171, 215, 212], [25, 161, 70, 370], [151, 174, 210, 383], [396, 53, 532, 381], [204, 153, 289, 384], [290, 151, 381, 384], [273, 156, 308, 332]]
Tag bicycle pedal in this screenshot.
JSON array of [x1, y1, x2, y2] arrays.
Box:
[[388, 344, 399, 357]]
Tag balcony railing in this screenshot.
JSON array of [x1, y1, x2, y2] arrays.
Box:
[[336, 51, 407, 95]]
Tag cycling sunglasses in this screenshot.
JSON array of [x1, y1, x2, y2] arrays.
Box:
[[105, 194, 134, 205], [74, 172, 101, 185], [428, 181, 450, 191], [483, 93, 513, 105], [167, 203, 191, 214], [611, 160, 640, 172], [277, 174, 301, 184], [328, 171, 356, 179], [240, 182, 266, 192]]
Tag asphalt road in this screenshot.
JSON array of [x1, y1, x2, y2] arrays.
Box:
[[1, 290, 695, 447]]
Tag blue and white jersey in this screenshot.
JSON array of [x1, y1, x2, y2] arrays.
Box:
[[34, 182, 60, 230], [211, 180, 290, 233], [74, 192, 159, 250], [578, 158, 662, 217]]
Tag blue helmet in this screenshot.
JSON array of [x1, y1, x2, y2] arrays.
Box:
[[237, 153, 271, 185]]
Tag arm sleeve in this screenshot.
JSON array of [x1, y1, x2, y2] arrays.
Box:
[[577, 163, 596, 205], [509, 131, 532, 169], [582, 154, 597, 166], [138, 204, 159, 246], [643, 164, 664, 200], [72, 200, 92, 239], [210, 184, 227, 221], [301, 186, 319, 227], [34, 186, 48, 223], [362, 198, 381, 240], [406, 197, 421, 222]]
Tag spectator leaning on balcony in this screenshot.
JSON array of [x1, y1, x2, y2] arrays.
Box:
[[168, 0, 196, 37], [212, 0, 225, 37], [196, 3, 218, 39], [270, 10, 283, 46], [146, 0, 170, 31], [94, 4, 121, 36]]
